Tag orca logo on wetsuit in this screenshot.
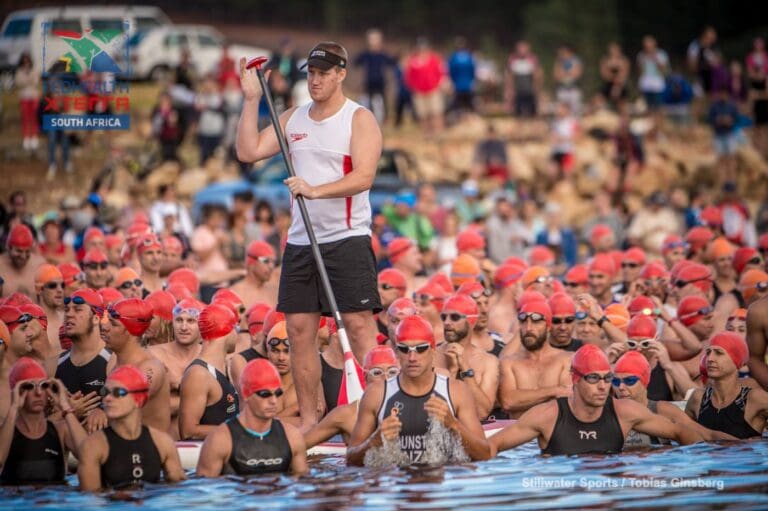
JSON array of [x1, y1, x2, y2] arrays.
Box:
[[245, 458, 284, 466], [579, 430, 597, 440]]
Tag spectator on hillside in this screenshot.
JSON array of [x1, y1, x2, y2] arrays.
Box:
[[151, 92, 182, 162], [553, 45, 583, 115], [448, 36, 476, 117], [662, 71, 694, 125], [747, 37, 768, 156], [268, 38, 301, 108], [150, 185, 193, 239], [505, 40, 541, 118], [354, 29, 395, 124], [196, 76, 226, 165], [687, 26, 719, 97], [471, 124, 509, 184], [599, 43, 630, 108], [15, 53, 40, 153], [404, 38, 446, 135], [637, 35, 669, 111], [707, 88, 743, 181]]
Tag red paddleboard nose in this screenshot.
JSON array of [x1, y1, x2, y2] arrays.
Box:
[[246, 56, 269, 70]]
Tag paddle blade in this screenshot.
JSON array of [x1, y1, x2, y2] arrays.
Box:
[[337, 351, 365, 406]]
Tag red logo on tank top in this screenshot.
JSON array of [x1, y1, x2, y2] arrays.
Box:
[[289, 132, 308, 142]]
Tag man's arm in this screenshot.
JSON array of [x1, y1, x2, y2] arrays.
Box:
[[282, 422, 309, 475], [142, 359, 167, 400], [656, 401, 737, 441], [304, 404, 356, 449], [77, 433, 107, 491], [620, 399, 703, 445], [178, 368, 216, 440], [195, 423, 231, 477], [489, 403, 547, 456], [746, 302, 768, 390], [150, 427, 186, 482], [346, 383, 387, 466], [498, 359, 568, 414], [441, 380, 491, 461]]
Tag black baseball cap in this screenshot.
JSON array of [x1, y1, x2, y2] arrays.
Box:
[[301, 45, 347, 71]]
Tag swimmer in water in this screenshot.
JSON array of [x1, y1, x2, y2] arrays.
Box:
[[491, 344, 704, 457], [347, 315, 490, 465], [196, 359, 308, 476]]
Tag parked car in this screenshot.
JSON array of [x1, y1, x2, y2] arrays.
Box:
[[121, 24, 268, 81], [0, 5, 169, 77]]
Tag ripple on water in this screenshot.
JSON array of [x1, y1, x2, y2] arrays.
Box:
[[2, 439, 768, 510]]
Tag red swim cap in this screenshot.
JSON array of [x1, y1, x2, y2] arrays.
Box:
[[442, 294, 479, 326], [378, 268, 407, 291], [623, 247, 646, 266], [241, 359, 282, 399], [494, 263, 526, 289], [145, 290, 176, 321], [166, 284, 193, 302], [212, 288, 244, 315], [246, 240, 276, 261], [7, 224, 34, 249], [9, 357, 47, 390], [396, 315, 435, 347], [136, 233, 162, 256], [106, 233, 124, 251], [457, 281, 485, 298], [0, 321, 10, 346], [456, 229, 485, 253], [614, 351, 650, 387], [58, 262, 84, 286], [627, 296, 657, 318], [108, 365, 149, 407], [571, 344, 610, 383], [627, 315, 657, 339], [82, 248, 108, 264], [363, 345, 398, 370], [675, 263, 712, 293], [415, 281, 447, 311], [262, 309, 286, 340], [528, 245, 555, 267], [640, 262, 669, 280], [517, 290, 547, 309], [0, 305, 28, 334], [661, 234, 687, 254], [167, 268, 200, 295], [84, 227, 105, 245], [427, 272, 454, 294], [589, 253, 616, 277], [700, 206, 723, 227], [161, 235, 183, 255], [246, 302, 272, 335], [503, 256, 529, 269], [733, 247, 761, 276], [19, 303, 47, 330], [590, 224, 614, 248], [2, 292, 32, 306], [548, 292, 576, 317], [70, 288, 105, 311], [387, 297, 417, 319], [98, 287, 124, 307], [677, 295, 712, 326], [388, 237, 414, 263], [564, 264, 589, 286], [198, 303, 237, 341], [172, 298, 205, 318], [110, 298, 154, 336], [520, 300, 552, 326], [710, 331, 749, 369]]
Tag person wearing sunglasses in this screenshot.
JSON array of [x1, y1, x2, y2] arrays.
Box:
[[58, 262, 86, 297], [34, 264, 65, 345], [179, 304, 240, 440], [639, 262, 671, 304], [520, 266, 554, 298], [0, 224, 45, 297], [562, 264, 589, 299], [491, 344, 703, 457], [1, 357, 87, 485], [348, 315, 491, 465], [0, 305, 36, 368], [412, 281, 447, 344], [81, 249, 111, 290], [587, 253, 618, 309], [136, 234, 164, 294], [458, 281, 505, 357], [438, 294, 498, 419], [304, 346, 400, 450], [376, 268, 408, 337], [197, 358, 308, 477], [229, 241, 279, 313], [383, 297, 418, 348], [261, 321, 299, 424], [687, 332, 768, 439], [148, 298, 205, 440], [77, 364, 185, 490], [676, 295, 717, 378], [56, 289, 111, 432], [612, 351, 734, 449], [101, 298, 171, 434], [618, 247, 646, 297], [115, 267, 144, 300], [499, 301, 573, 418], [547, 292, 583, 352]]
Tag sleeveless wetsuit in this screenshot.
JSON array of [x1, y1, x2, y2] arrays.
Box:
[[189, 359, 239, 425], [377, 374, 455, 464], [238, 347, 266, 363], [697, 386, 761, 439], [623, 400, 669, 448], [542, 397, 624, 455], [321, 356, 343, 412], [223, 418, 293, 475], [0, 421, 64, 485], [101, 426, 162, 488], [56, 348, 111, 396], [646, 363, 673, 402]]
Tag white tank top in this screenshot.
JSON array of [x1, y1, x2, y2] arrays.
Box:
[[284, 99, 372, 245]]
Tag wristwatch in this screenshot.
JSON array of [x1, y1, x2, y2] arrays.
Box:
[[458, 369, 475, 380], [597, 315, 609, 328]]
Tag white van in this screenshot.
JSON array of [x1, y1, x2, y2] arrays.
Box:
[[0, 5, 171, 75]]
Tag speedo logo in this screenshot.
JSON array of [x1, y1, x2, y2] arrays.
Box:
[[85, 379, 104, 387], [289, 133, 308, 142], [245, 457, 283, 466]]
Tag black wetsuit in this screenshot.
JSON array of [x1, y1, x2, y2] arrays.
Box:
[[238, 347, 267, 363], [56, 348, 111, 396], [646, 363, 673, 402], [101, 426, 162, 488], [551, 338, 584, 352], [377, 374, 455, 464], [321, 356, 343, 412], [697, 386, 762, 439], [542, 397, 624, 455], [488, 332, 506, 357], [223, 418, 293, 475], [0, 422, 65, 485], [189, 359, 239, 426], [623, 400, 669, 448], [712, 285, 746, 309]]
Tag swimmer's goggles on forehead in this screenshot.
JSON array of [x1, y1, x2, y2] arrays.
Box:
[[107, 306, 151, 323], [64, 295, 104, 313], [6, 313, 33, 325], [172, 304, 201, 318], [678, 306, 713, 320]]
